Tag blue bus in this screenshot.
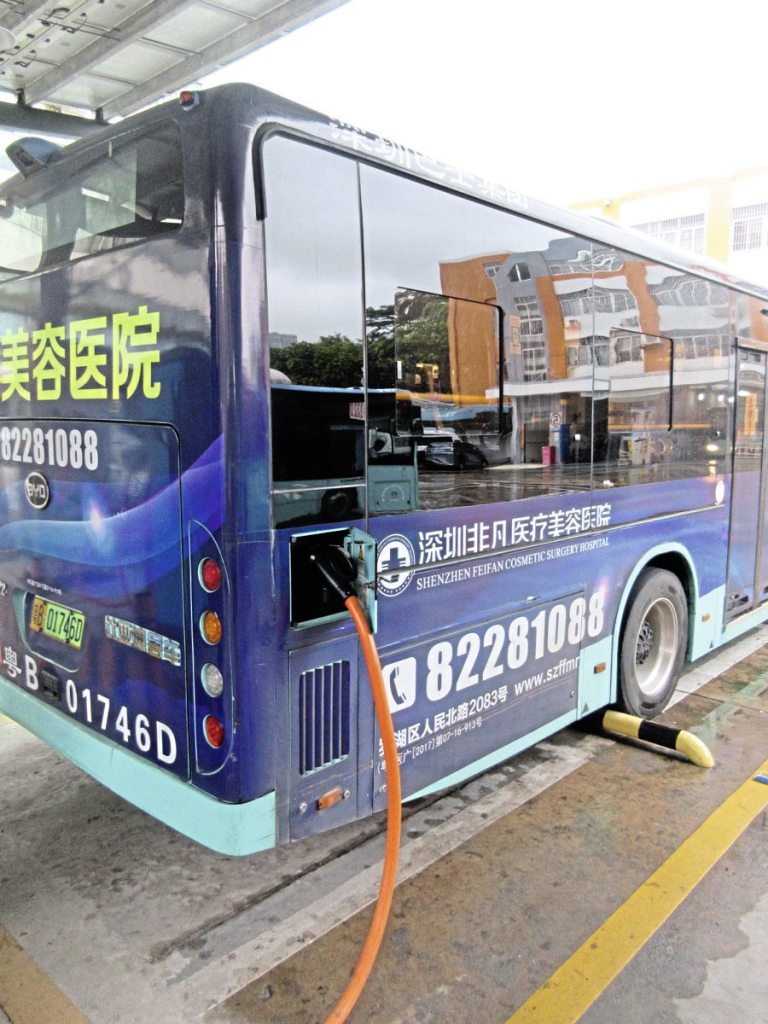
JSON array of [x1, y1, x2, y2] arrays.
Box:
[[0, 83, 766, 854]]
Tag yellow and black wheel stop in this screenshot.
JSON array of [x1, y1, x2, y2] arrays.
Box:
[[602, 710, 714, 768]]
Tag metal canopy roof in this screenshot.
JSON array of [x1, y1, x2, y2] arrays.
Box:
[[0, 0, 347, 130]]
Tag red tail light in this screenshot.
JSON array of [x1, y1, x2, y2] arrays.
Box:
[[199, 557, 222, 593], [203, 715, 225, 748]]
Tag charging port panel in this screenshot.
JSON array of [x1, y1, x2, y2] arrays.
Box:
[[290, 530, 350, 627], [289, 528, 377, 629]]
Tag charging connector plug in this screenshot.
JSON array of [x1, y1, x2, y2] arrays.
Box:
[[309, 546, 358, 601]]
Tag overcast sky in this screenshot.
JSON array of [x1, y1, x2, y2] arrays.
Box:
[[203, 0, 766, 207]]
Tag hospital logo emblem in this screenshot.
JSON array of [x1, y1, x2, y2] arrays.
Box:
[[377, 534, 415, 597]]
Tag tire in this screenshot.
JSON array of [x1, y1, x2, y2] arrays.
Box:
[[618, 568, 688, 718]]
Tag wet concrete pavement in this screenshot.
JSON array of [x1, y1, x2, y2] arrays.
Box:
[[209, 650, 768, 1024]]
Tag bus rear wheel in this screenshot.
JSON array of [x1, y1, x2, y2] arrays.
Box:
[[618, 568, 688, 718]]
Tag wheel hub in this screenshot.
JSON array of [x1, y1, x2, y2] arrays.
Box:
[[636, 621, 654, 665]]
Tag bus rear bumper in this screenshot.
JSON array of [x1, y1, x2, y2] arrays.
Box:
[[0, 678, 276, 856]]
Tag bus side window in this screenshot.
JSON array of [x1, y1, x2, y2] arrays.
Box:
[[361, 162, 596, 511], [398, 288, 501, 463], [262, 135, 365, 526], [593, 265, 730, 488]]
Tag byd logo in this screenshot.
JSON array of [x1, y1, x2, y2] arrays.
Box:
[[25, 472, 50, 510]]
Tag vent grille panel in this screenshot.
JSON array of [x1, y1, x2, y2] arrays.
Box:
[[299, 660, 351, 775]]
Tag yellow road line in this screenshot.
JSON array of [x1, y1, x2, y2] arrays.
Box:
[[506, 757, 768, 1024], [0, 926, 91, 1024]]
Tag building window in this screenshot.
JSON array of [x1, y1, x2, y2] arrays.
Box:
[[649, 274, 728, 307], [548, 248, 624, 274], [671, 332, 726, 359], [508, 261, 531, 281], [483, 262, 503, 278], [613, 333, 643, 363], [732, 203, 768, 252], [522, 338, 547, 377], [630, 214, 705, 254], [559, 287, 636, 317], [514, 295, 544, 337], [566, 336, 609, 368]]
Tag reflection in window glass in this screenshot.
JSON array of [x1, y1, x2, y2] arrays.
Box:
[[263, 144, 734, 525], [733, 350, 765, 465], [263, 136, 364, 526], [595, 331, 672, 483], [271, 385, 366, 524], [361, 163, 595, 510], [0, 124, 183, 278], [264, 136, 363, 354], [385, 290, 502, 512], [594, 327, 728, 486]]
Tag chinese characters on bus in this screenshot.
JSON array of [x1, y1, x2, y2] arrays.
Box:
[[0, 306, 162, 402], [416, 502, 612, 563]]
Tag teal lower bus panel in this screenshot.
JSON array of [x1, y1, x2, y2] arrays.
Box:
[[0, 677, 276, 856]]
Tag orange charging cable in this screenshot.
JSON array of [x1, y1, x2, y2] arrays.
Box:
[[324, 593, 402, 1024]]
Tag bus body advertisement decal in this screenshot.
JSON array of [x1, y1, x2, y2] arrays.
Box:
[[374, 474, 727, 610], [0, 431, 222, 598], [376, 500, 613, 597], [375, 593, 596, 800], [0, 423, 225, 780], [0, 306, 164, 405]]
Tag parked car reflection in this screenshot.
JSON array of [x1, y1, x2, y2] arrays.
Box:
[[420, 432, 489, 470]]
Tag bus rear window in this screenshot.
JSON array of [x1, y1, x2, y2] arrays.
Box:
[[0, 123, 183, 279]]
